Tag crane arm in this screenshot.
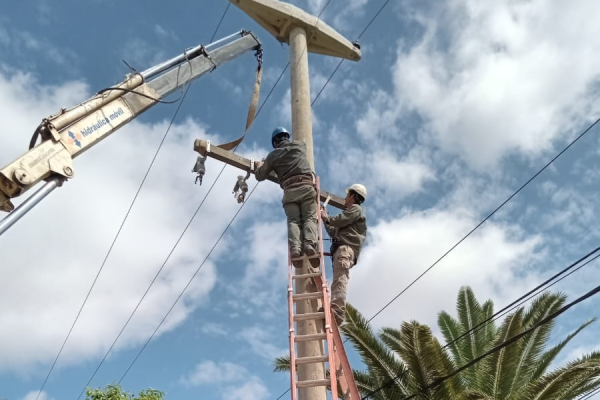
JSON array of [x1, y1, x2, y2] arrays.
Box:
[[0, 31, 261, 214]]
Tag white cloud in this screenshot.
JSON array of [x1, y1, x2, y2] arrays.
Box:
[[238, 326, 287, 360], [221, 378, 269, 400], [0, 66, 247, 373], [362, 0, 600, 169], [181, 360, 248, 386], [349, 208, 544, 331], [22, 391, 49, 400], [181, 360, 269, 400], [154, 25, 177, 41], [200, 322, 228, 336]]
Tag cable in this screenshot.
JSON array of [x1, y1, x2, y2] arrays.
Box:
[[398, 282, 600, 400], [116, 183, 259, 383], [581, 387, 600, 400], [357, 0, 392, 40], [75, 5, 293, 394], [74, 159, 225, 400], [210, 3, 231, 43], [35, 84, 193, 400], [366, 116, 600, 325], [62, 6, 233, 400], [363, 281, 600, 400], [310, 0, 393, 108], [360, 248, 600, 399], [441, 247, 600, 352]]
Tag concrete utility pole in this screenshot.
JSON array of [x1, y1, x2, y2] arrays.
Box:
[[228, 1, 361, 399]]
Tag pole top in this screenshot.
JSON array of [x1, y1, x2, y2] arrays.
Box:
[[229, 0, 361, 61]]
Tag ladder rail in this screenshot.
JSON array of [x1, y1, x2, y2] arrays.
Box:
[[287, 254, 298, 400], [316, 178, 339, 400], [286, 175, 359, 400]]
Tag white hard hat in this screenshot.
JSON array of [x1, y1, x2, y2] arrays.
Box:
[[346, 184, 367, 200]]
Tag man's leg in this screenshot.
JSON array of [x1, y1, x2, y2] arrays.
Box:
[[331, 245, 354, 325], [282, 190, 302, 266], [298, 186, 318, 262]]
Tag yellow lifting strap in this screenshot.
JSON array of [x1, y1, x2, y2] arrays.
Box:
[[215, 49, 263, 151]]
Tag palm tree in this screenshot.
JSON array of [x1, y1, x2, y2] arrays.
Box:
[[275, 287, 600, 399]]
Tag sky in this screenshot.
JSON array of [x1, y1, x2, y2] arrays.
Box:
[[1, 0, 600, 399]]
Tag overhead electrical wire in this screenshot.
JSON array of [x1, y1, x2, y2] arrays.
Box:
[[74, 0, 333, 394], [580, 387, 600, 400], [32, 4, 235, 399], [365, 116, 600, 326], [35, 68, 195, 400], [395, 283, 600, 400], [360, 247, 600, 399]]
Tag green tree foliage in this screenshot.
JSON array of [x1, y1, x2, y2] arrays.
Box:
[[85, 385, 164, 400], [275, 287, 600, 399]]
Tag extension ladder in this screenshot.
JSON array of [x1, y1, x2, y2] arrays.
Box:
[[286, 177, 360, 400]]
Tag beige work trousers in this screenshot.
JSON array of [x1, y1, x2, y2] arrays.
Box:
[[331, 245, 355, 325], [282, 184, 318, 253]]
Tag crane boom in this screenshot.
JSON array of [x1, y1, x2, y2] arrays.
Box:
[[0, 31, 261, 235]]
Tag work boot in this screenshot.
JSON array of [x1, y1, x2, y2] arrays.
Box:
[[291, 247, 303, 269], [303, 243, 320, 268]]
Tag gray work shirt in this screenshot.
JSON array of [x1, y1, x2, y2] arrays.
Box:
[[254, 140, 313, 188], [324, 204, 367, 261]]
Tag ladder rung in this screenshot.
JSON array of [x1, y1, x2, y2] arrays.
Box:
[[294, 312, 325, 321], [292, 292, 323, 301], [296, 379, 331, 388], [296, 355, 330, 365], [294, 333, 327, 342], [292, 272, 321, 279]]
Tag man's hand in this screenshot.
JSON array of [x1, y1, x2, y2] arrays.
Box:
[[320, 207, 328, 219], [254, 160, 264, 170]]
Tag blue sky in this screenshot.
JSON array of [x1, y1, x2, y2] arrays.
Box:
[[1, 0, 600, 399]]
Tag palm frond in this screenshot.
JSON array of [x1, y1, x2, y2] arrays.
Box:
[[531, 319, 596, 380]]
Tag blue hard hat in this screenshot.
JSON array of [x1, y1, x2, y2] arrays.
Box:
[[271, 126, 290, 147]]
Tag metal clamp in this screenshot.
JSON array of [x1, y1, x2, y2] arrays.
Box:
[[192, 155, 207, 185], [232, 169, 251, 203]]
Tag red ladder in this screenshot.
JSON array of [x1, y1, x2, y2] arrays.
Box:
[[286, 177, 361, 400]]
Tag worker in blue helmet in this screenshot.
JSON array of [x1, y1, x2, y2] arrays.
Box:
[[254, 127, 318, 268]]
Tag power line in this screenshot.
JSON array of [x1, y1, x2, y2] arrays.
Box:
[[210, 3, 231, 43], [363, 280, 600, 400], [106, 0, 335, 384], [360, 247, 600, 399], [357, 0, 392, 40], [441, 247, 600, 352], [74, 3, 299, 394], [310, 0, 393, 107], [74, 162, 226, 400], [365, 116, 600, 325], [398, 282, 600, 400], [35, 83, 194, 400], [581, 387, 600, 400], [65, 6, 233, 399], [116, 183, 259, 384]]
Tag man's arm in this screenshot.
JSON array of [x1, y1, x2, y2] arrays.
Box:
[[325, 205, 360, 228], [254, 152, 275, 181]]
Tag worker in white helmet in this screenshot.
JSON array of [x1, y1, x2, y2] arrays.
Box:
[[320, 184, 368, 325]]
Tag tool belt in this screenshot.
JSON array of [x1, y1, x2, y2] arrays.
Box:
[[330, 239, 342, 258], [330, 239, 357, 265], [281, 173, 315, 191]]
